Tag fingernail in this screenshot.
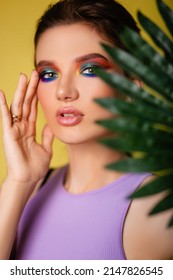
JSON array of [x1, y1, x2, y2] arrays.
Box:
[[0, 90, 4, 102]]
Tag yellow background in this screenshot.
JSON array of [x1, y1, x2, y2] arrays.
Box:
[[0, 0, 173, 183]]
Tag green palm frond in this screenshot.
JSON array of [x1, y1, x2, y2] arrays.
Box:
[[157, 0, 173, 36], [95, 0, 173, 226]]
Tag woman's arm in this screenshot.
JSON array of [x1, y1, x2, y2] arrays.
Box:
[[0, 179, 37, 259]]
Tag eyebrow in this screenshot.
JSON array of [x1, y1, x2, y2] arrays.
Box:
[[36, 53, 108, 68], [36, 61, 57, 69], [75, 53, 108, 63]]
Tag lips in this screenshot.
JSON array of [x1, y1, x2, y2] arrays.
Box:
[[56, 107, 84, 126]]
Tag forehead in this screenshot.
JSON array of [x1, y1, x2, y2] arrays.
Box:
[[35, 23, 110, 64]]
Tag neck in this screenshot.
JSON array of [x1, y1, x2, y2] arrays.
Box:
[[64, 141, 126, 194]]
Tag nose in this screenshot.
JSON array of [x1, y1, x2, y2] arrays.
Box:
[[56, 75, 79, 102]]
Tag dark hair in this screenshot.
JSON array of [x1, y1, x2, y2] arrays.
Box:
[[34, 0, 140, 49]]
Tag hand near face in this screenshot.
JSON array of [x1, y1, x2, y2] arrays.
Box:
[[0, 71, 54, 187]]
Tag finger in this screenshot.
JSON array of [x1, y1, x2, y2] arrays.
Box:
[[42, 125, 54, 155], [22, 70, 39, 120], [10, 73, 28, 117], [28, 93, 38, 123], [0, 90, 12, 129]]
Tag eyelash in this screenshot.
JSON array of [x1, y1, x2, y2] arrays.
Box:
[[80, 63, 102, 77], [39, 69, 58, 82]]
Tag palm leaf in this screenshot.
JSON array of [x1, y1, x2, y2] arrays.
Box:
[[149, 192, 173, 215], [95, 0, 173, 226], [99, 134, 173, 154], [99, 45, 173, 101], [138, 11, 173, 61], [94, 68, 172, 109], [168, 216, 173, 227], [106, 156, 173, 173], [95, 97, 173, 125], [129, 174, 173, 198], [157, 0, 173, 37], [114, 26, 173, 79]]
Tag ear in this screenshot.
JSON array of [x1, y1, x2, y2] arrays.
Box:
[[125, 79, 143, 102]]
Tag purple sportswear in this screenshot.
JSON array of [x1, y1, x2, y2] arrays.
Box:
[[13, 165, 150, 260]]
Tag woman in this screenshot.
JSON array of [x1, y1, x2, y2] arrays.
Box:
[[0, 0, 172, 260]]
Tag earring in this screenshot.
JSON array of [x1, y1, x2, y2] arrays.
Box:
[[126, 96, 134, 103]]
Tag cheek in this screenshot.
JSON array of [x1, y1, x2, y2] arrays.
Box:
[[78, 78, 116, 109], [37, 83, 46, 102], [37, 87, 45, 106], [78, 77, 116, 100], [78, 79, 115, 120], [37, 83, 54, 116]]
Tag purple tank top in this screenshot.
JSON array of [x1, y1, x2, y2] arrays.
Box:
[[14, 165, 150, 260]]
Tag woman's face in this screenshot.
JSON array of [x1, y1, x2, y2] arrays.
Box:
[[35, 23, 123, 144]]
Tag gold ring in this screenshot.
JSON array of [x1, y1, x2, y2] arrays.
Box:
[[12, 114, 22, 123]]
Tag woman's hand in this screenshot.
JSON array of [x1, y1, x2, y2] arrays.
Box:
[[0, 70, 54, 188], [0, 71, 54, 259]]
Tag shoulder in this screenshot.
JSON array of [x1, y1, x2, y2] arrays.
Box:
[[123, 175, 173, 259]]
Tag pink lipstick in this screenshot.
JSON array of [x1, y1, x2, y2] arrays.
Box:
[[56, 107, 84, 126]]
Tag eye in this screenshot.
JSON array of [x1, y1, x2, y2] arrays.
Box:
[[80, 64, 99, 77], [39, 70, 58, 82]]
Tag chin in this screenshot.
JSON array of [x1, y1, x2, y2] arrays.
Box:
[[55, 135, 91, 145], [54, 132, 111, 146], [51, 123, 112, 145]]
